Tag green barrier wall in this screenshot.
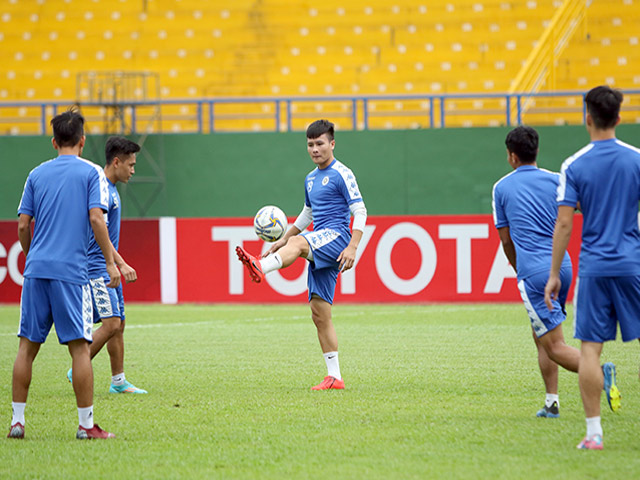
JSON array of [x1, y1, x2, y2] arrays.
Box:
[[2, 125, 639, 219]]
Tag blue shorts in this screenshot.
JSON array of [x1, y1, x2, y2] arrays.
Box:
[[574, 275, 640, 342], [518, 268, 572, 338], [19, 278, 93, 344], [89, 276, 125, 323], [301, 228, 349, 304]]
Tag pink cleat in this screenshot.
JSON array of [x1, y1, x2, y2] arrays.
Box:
[[76, 424, 115, 439], [577, 434, 603, 450]]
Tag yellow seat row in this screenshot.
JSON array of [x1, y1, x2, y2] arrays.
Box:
[[1, 0, 639, 132]]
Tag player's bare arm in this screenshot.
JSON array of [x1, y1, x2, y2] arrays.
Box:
[[338, 201, 367, 271], [89, 207, 121, 288], [497, 226, 517, 273], [113, 247, 137, 283], [17, 214, 33, 257], [338, 229, 362, 272], [264, 203, 313, 257], [544, 205, 575, 309]]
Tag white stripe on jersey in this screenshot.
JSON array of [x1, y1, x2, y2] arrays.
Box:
[[615, 139, 640, 155], [491, 169, 517, 225], [331, 160, 362, 202], [557, 143, 594, 202], [17, 159, 54, 214], [80, 157, 110, 209]]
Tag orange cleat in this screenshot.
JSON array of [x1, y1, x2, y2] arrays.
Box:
[[311, 376, 345, 391], [236, 246, 265, 283]]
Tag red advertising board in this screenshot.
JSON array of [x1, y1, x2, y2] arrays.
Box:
[[0, 215, 583, 304], [0, 219, 160, 304], [179, 215, 583, 303]]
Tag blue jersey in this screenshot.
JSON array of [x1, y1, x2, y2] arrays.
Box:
[[492, 164, 571, 280], [17, 155, 109, 284], [88, 178, 121, 277], [558, 138, 640, 276], [304, 158, 363, 234]]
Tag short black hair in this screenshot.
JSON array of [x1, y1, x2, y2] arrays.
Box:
[[306, 119, 334, 141], [585, 85, 623, 129], [505, 125, 539, 164], [50, 109, 84, 147], [105, 136, 141, 166]]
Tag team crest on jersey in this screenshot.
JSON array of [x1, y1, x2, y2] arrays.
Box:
[[307, 181, 313, 192], [322, 176, 329, 186]]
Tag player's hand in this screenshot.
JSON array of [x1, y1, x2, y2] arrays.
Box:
[[106, 263, 121, 288], [337, 244, 357, 272], [119, 263, 137, 283], [262, 238, 286, 258], [544, 274, 561, 311]]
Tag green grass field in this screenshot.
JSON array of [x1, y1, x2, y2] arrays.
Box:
[[1, 303, 640, 479]]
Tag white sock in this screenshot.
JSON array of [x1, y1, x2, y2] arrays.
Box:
[[586, 416, 603, 438], [112, 373, 125, 386], [78, 406, 94, 429], [261, 253, 283, 274], [545, 393, 559, 408], [11, 402, 26, 425], [323, 351, 341, 380]]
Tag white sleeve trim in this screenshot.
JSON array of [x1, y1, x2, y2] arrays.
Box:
[[293, 204, 313, 231], [350, 201, 367, 232]]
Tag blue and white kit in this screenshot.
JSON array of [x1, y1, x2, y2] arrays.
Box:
[[492, 164, 572, 337], [17, 155, 109, 343], [88, 178, 125, 322], [558, 138, 640, 342], [295, 158, 365, 304]]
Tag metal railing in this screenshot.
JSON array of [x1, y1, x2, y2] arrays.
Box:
[[1, 90, 639, 135]]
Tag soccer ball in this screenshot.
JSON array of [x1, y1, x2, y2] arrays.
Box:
[[254, 205, 288, 242]]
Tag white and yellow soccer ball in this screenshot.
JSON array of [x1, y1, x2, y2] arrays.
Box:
[[253, 205, 288, 242]]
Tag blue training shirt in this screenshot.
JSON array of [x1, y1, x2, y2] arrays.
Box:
[[557, 138, 640, 276], [17, 155, 109, 284], [304, 158, 364, 234], [492, 164, 571, 280], [88, 178, 121, 277]]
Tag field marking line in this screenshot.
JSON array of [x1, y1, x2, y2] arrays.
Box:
[[0, 309, 412, 336]]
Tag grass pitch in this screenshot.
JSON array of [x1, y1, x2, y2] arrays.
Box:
[[1, 303, 640, 479]]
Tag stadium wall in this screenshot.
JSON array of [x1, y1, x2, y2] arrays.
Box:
[[3, 124, 640, 220]]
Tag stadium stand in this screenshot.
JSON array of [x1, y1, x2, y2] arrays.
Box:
[[0, 0, 638, 132]]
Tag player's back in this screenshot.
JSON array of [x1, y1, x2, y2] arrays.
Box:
[[559, 139, 640, 275], [19, 155, 107, 284], [492, 165, 569, 279]]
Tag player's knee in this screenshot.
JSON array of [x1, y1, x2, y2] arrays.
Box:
[[287, 235, 308, 255], [101, 317, 121, 336], [310, 306, 331, 329]]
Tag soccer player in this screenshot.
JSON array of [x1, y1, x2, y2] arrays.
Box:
[[545, 85, 636, 450], [236, 119, 367, 390], [492, 125, 580, 418], [9, 110, 120, 440], [66, 136, 147, 394]]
